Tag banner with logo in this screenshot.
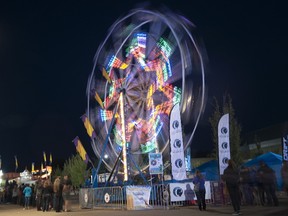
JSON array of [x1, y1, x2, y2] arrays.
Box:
[[283, 134, 288, 161], [218, 113, 230, 175], [149, 153, 163, 175], [126, 186, 151, 210], [170, 104, 186, 180], [169, 182, 211, 202]]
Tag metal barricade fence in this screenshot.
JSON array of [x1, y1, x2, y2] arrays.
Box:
[[79, 188, 94, 209], [79, 181, 216, 210], [93, 186, 124, 209]]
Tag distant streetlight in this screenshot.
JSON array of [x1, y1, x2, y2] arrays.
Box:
[[104, 154, 108, 159]]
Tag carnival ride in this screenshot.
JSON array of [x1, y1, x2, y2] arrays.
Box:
[[86, 7, 207, 184]]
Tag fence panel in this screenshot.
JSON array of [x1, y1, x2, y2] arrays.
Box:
[[79, 188, 94, 209], [79, 181, 215, 210], [92, 186, 124, 210]]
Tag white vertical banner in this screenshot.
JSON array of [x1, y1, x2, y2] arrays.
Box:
[[218, 113, 230, 175], [170, 103, 186, 180]]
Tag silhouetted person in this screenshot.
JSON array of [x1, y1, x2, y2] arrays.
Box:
[[281, 161, 288, 196], [53, 176, 63, 212], [184, 183, 195, 206], [42, 179, 53, 212], [35, 179, 43, 211], [257, 160, 279, 206], [240, 166, 254, 205], [193, 170, 206, 211], [223, 159, 241, 215], [62, 175, 72, 212]]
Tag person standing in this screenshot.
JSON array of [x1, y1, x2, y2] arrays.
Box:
[[223, 159, 241, 215], [281, 161, 288, 196], [240, 166, 254, 205], [42, 179, 53, 212], [257, 160, 279, 206], [35, 179, 43, 211], [22, 184, 32, 210], [192, 170, 206, 211], [184, 183, 196, 206], [62, 175, 72, 212], [53, 176, 63, 212], [12, 184, 18, 204]]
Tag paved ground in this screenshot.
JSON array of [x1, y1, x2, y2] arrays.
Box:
[[1, 197, 287, 216]]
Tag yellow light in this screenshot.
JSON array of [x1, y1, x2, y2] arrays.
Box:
[[119, 93, 128, 181]]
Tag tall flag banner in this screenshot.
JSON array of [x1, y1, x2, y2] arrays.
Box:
[[149, 153, 163, 175], [170, 103, 186, 180], [218, 113, 230, 175], [73, 136, 89, 164], [283, 134, 288, 161], [14, 155, 18, 170], [49, 153, 52, 165], [43, 151, 47, 164], [81, 114, 96, 138], [41, 162, 44, 172], [31, 162, 35, 172]]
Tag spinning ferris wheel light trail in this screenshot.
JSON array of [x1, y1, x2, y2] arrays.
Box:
[[85, 6, 207, 184]]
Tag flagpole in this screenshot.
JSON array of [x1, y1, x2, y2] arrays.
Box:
[[14, 156, 18, 173]]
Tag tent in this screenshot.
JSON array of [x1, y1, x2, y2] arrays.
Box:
[[242, 152, 283, 190], [191, 160, 220, 181]]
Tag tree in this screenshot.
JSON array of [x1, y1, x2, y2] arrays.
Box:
[[209, 94, 243, 166], [51, 165, 63, 182], [63, 154, 89, 188]]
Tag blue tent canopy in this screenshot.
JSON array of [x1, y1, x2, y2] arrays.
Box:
[[191, 159, 220, 181], [242, 152, 283, 190]]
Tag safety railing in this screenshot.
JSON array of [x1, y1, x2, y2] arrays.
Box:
[[79, 181, 216, 210]]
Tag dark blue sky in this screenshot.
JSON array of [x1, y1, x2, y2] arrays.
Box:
[[0, 0, 287, 172]]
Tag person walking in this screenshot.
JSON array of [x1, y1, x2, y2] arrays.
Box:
[[12, 184, 18, 204], [281, 161, 288, 196], [240, 166, 254, 205], [223, 159, 242, 215], [192, 170, 206, 211], [41, 179, 53, 212], [53, 176, 63, 212], [22, 184, 32, 210], [62, 175, 72, 212], [257, 160, 279, 206], [35, 179, 43, 211]]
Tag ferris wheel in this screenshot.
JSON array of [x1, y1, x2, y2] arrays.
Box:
[[86, 7, 207, 181]]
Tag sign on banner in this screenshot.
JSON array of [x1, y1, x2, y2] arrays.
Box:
[[149, 153, 163, 174], [169, 182, 211, 202], [126, 186, 151, 210]]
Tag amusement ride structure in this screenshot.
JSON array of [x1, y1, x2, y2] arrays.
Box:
[[85, 7, 207, 185]]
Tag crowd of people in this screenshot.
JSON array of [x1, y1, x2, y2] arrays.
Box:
[[239, 161, 279, 207], [1, 175, 73, 212], [222, 159, 288, 216], [1, 159, 288, 215]]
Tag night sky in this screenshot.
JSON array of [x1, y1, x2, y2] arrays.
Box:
[[0, 0, 287, 172]]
